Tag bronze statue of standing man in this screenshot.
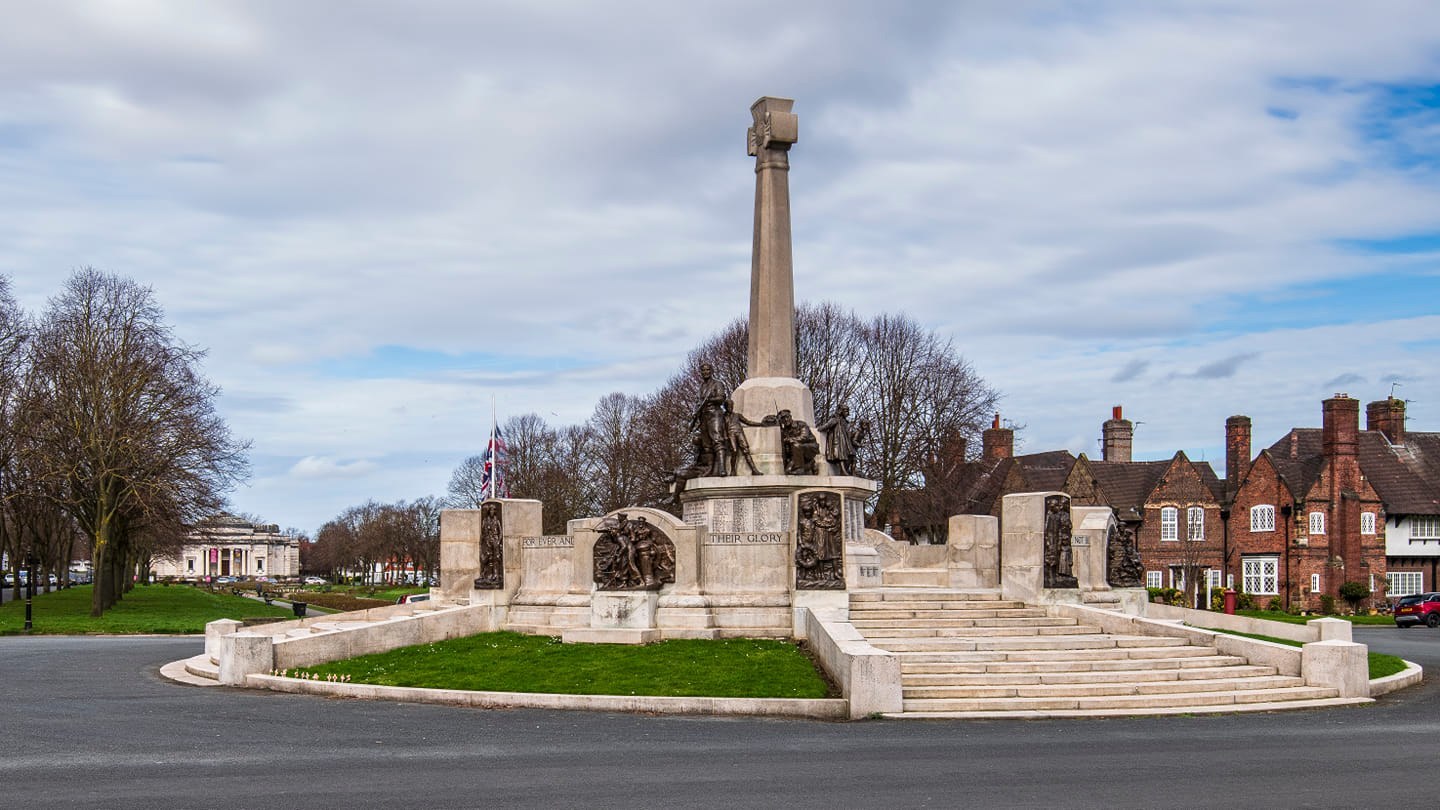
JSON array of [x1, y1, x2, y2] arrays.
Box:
[[691, 363, 729, 477]]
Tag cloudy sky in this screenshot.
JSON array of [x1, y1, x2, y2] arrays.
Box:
[[3, 1, 1437, 533]]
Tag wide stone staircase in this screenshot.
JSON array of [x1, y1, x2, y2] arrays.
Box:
[[850, 588, 1367, 719]]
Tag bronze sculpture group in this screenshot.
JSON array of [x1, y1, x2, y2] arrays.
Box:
[[593, 512, 676, 591], [674, 362, 865, 485], [795, 490, 845, 589]]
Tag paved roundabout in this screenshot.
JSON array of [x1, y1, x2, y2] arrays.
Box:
[[2, 628, 1437, 809]]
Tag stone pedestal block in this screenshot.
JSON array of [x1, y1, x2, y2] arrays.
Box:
[[1302, 639, 1370, 698], [219, 633, 274, 686], [1070, 506, 1114, 592], [946, 514, 999, 589], [1000, 491, 1059, 603], [590, 591, 659, 629], [205, 618, 242, 662]]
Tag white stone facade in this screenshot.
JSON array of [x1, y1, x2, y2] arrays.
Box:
[[152, 517, 301, 580]]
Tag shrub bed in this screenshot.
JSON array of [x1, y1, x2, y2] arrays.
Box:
[[293, 592, 391, 612]]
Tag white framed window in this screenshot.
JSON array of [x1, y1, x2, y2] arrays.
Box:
[[1369, 573, 1376, 593], [1309, 511, 1325, 535], [1387, 571, 1424, 597], [256, 558, 264, 572], [1227, 573, 1235, 589], [1187, 506, 1205, 541], [1250, 505, 1275, 532], [1160, 507, 1179, 541], [1242, 555, 1279, 595], [1360, 512, 1377, 535], [186, 559, 195, 572], [1146, 570, 1163, 589], [1206, 569, 1223, 588], [1310, 573, 1320, 593], [1412, 516, 1440, 539]]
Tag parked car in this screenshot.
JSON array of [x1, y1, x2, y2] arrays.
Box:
[[303, 576, 328, 585], [396, 593, 431, 604], [214, 576, 237, 584], [1394, 593, 1440, 628]]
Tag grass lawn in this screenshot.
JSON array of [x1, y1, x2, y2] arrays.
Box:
[[1208, 628, 1409, 680], [291, 632, 836, 699], [0, 584, 293, 635], [1234, 609, 1395, 626]]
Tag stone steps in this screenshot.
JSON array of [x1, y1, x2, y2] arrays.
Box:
[[848, 588, 1347, 718], [853, 624, 1099, 639], [901, 654, 1252, 675], [880, 568, 950, 588], [903, 674, 1307, 700], [850, 589, 1004, 602], [903, 664, 1280, 686], [849, 608, 1048, 620], [890, 696, 1373, 720], [900, 685, 1342, 714]]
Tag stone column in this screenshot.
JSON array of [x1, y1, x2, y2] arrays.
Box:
[[747, 96, 797, 380], [733, 96, 815, 427]]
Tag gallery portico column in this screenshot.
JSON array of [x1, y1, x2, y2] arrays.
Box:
[[733, 96, 814, 426]]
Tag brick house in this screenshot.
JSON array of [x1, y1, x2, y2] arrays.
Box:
[[1223, 395, 1388, 610], [1063, 408, 1226, 600], [1363, 397, 1440, 596], [948, 408, 1226, 604]]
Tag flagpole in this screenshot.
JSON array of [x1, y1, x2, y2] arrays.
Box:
[[489, 394, 498, 500]]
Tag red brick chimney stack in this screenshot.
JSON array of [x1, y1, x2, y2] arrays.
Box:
[[1322, 394, 1359, 462], [1225, 415, 1252, 490], [982, 413, 1013, 465], [1366, 396, 1406, 444], [1102, 405, 1133, 463]]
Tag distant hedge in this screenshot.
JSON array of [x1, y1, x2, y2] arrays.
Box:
[[293, 592, 390, 612]]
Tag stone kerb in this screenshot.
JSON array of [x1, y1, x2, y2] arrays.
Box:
[[946, 514, 998, 589]]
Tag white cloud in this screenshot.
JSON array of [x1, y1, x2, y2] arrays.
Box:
[[2, 1, 1437, 529], [288, 456, 380, 480]]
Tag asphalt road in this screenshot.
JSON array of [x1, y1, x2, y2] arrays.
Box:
[[1, 629, 1437, 810]]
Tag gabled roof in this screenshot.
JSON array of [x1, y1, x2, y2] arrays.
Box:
[[1086, 460, 1170, 514], [1361, 431, 1440, 516], [959, 450, 1076, 515], [1262, 427, 1440, 516]]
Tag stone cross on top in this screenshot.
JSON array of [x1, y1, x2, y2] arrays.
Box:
[[745, 96, 798, 382], [733, 96, 815, 428]]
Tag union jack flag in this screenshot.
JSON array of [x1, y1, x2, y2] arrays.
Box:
[[479, 424, 509, 499]]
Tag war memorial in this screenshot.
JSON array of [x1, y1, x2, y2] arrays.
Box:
[[193, 99, 1404, 719]]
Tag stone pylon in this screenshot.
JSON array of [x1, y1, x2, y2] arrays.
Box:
[[732, 96, 815, 427]]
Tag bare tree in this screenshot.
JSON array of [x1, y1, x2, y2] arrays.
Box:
[[20, 269, 249, 616], [588, 392, 648, 515], [855, 313, 998, 526], [0, 276, 31, 598]]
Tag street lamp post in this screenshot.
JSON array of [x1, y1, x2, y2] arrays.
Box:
[[23, 552, 37, 633]]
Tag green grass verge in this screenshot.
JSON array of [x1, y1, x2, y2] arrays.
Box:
[[1207, 628, 1409, 680], [291, 631, 836, 699], [1234, 609, 1396, 626], [0, 584, 293, 635]]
